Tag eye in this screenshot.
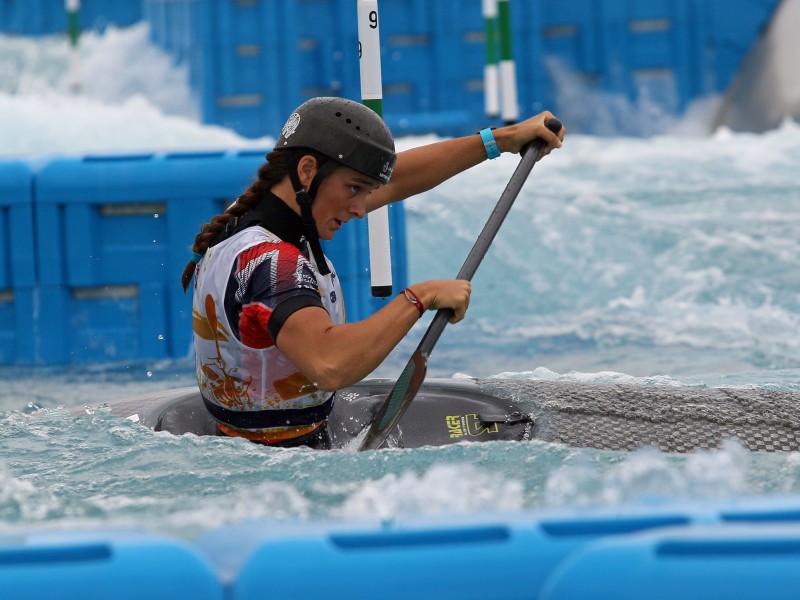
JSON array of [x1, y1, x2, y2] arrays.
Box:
[[349, 184, 361, 194]]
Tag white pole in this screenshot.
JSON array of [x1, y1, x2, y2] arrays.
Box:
[[358, 0, 393, 297], [483, 0, 500, 118], [497, 0, 519, 123]]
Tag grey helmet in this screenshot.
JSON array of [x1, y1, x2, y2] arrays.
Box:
[[276, 97, 396, 185], [272, 97, 396, 276]]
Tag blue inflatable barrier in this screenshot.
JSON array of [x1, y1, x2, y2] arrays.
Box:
[[194, 499, 800, 599], [0, 161, 35, 364], [198, 518, 543, 600], [0, 529, 223, 600], [192, 509, 699, 600], [540, 524, 800, 600], [3, 498, 800, 598]]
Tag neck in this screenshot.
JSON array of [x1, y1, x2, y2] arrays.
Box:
[[271, 178, 302, 217]]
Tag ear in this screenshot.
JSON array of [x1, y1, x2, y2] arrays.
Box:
[[296, 155, 318, 189]]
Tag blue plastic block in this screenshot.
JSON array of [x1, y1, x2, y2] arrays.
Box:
[[32, 150, 265, 364], [0, 529, 223, 600], [0, 161, 35, 363], [540, 524, 800, 600]]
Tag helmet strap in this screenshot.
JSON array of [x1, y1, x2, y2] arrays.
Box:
[[284, 149, 339, 276], [295, 189, 330, 276]]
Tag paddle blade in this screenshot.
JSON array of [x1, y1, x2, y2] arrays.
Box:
[[358, 350, 428, 450]]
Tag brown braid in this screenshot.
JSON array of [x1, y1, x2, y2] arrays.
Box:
[[180, 147, 333, 292], [180, 150, 290, 292]]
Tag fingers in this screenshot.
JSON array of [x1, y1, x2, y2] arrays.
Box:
[[499, 112, 566, 155], [415, 279, 471, 323], [533, 112, 565, 157], [541, 121, 565, 155], [447, 282, 470, 323]]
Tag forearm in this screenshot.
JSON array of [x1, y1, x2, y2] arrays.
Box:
[[367, 135, 486, 211], [366, 112, 562, 212], [277, 279, 470, 390], [277, 294, 422, 391]]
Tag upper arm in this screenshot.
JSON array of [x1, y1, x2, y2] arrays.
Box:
[[275, 305, 337, 387]]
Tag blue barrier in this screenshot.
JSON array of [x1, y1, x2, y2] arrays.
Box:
[[194, 497, 800, 599], [540, 524, 800, 599], [0, 529, 223, 600], [193, 512, 695, 600], [4, 498, 800, 598], [0, 162, 35, 364], [32, 150, 263, 364], [24, 150, 406, 365]]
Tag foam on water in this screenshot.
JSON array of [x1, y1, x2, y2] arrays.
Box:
[[0, 24, 270, 157], [2, 25, 800, 538]]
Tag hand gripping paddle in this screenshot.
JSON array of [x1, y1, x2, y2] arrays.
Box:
[[359, 117, 563, 451]]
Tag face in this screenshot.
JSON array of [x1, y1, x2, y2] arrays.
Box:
[[310, 165, 380, 241]]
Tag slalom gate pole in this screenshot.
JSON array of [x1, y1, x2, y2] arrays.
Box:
[[483, 0, 500, 119], [66, 0, 81, 93], [497, 0, 519, 124], [357, 0, 393, 298]]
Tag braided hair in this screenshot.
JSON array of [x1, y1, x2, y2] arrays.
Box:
[[180, 150, 289, 292]]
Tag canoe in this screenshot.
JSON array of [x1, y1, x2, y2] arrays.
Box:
[[75, 377, 800, 452]]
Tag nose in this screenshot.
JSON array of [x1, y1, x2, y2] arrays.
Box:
[[349, 198, 367, 219]]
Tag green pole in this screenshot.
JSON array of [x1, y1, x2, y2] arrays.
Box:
[[66, 0, 81, 93], [497, 0, 518, 123], [483, 0, 500, 118], [358, 0, 393, 298]]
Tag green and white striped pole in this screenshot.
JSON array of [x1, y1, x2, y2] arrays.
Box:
[[497, 0, 518, 123], [483, 0, 500, 119], [358, 0, 393, 298], [66, 0, 81, 93]]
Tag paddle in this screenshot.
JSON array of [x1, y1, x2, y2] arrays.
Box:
[[358, 117, 563, 451]]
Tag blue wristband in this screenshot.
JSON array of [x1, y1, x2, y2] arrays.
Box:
[[479, 127, 501, 160]]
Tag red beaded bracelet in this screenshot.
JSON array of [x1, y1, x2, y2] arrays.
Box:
[[402, 287, 425, 317]]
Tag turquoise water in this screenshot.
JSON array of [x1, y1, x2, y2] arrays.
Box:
[[2, 26, 800, 540]]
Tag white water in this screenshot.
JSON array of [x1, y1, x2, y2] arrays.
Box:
[[2, 24, 800, 539]]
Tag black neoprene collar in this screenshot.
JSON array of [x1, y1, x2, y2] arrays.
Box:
[[254, 191, 307, 251]]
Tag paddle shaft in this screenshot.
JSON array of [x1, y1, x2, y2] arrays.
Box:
[[358, 118, 562, 450]]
